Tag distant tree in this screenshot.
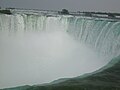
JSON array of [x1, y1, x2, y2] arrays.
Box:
[[58, 11, 61, 14], [0, 10, 12, 15], [77, 11, 80, 13], [60, 9, 69, 15], [108, 13, 115, 18], [84, 12, 92, 17], [7, 7, 15, 9]]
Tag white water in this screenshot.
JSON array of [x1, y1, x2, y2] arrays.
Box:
[[0, 13, 120, 88]]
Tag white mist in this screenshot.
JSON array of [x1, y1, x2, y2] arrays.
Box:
[[0, 30, 106, 89]]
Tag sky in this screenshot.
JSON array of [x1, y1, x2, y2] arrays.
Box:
[[0, 0, 120, 12]]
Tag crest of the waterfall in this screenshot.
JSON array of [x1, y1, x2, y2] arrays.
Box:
[[0, 12, 120, 89]]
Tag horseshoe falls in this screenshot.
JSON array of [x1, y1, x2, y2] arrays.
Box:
[[0, 11, 120, 89]]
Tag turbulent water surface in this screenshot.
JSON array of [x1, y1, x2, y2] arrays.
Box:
[[0, 10, 120, 89]]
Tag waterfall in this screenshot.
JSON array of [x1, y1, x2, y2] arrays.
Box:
[[0, 13, 120, 59], [66, 17, 120, 59], [0, 12, 120, 88]]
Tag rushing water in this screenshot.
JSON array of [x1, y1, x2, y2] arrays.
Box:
[[0, 12, 120, 88]]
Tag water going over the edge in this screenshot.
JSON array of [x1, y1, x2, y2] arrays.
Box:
[[0, 11, 120, 88]]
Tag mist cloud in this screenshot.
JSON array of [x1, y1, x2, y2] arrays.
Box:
[[0, 30, 107, 88]]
